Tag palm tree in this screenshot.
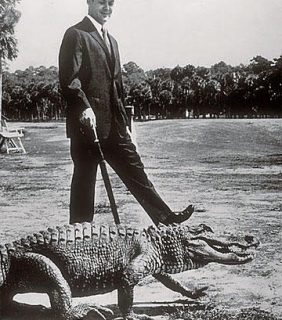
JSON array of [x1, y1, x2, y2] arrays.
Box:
[[0, 0, 21, 128]]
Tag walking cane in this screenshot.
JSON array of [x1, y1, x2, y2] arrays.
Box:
[[92, 131, 121, 226], [69, 80, 120, 225]]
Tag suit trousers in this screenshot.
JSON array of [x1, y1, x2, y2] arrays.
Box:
[[69, 128, 173, 225]]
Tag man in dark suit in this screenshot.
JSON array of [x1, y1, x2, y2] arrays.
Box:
[[59, 0, 193, 226]]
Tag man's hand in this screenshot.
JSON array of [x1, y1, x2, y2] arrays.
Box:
[[79, 107, 96, 130], [79, 108, 98, 142]]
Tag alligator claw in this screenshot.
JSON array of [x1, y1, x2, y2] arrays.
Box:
[[185, 286, 209, 299]]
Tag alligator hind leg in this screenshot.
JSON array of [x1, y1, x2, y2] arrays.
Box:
[[0, 285, 16, 317], [3, 253, 112, 320]]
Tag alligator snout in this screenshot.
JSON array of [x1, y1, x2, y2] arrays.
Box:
[[179, 224, 260, 267]]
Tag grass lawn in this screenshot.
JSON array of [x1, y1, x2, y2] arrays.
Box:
[[0, 118, 281, 319]]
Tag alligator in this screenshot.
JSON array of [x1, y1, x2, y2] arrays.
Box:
[[0, 222, 259, 320]]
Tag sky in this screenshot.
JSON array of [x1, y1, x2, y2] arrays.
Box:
[[8, 0, 282, 72]]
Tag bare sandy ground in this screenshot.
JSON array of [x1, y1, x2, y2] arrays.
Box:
[[0, 118, 281, 319]]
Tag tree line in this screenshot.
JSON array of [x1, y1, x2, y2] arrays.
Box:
[[124, 55, 282, 120], [2, 54, 282, 121], [0, 0, 21, 124]]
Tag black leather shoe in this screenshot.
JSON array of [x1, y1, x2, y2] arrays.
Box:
[[163, 205, 194, 225]]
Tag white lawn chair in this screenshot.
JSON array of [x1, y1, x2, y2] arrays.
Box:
[[0, 118, 26, 154]]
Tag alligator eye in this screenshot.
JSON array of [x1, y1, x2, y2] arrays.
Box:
[[203, 225, 213, 233], [245, 235, 254, 243]]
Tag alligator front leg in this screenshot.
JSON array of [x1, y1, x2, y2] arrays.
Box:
[[117, 285, 134, 319], [117, 252, 157, 320], [154, 273, 208, 299], [117, 286, 152, 320]]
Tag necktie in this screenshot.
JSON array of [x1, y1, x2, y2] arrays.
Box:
[[101, 26, 111, 54]]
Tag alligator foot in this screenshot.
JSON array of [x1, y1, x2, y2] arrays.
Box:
[[66, 303, 114, 320], [154, 273, 208, 300], [1, 300, 50, 318], [182, 286, 209, 299], [115, 313, 154, 320]]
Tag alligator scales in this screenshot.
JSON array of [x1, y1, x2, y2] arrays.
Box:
[[0, 223, 259, 319]]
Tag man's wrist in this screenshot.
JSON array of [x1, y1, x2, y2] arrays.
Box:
[[80, 106, 92, 113]]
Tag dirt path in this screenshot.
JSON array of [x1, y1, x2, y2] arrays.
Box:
[[0, 119, 281, 319]]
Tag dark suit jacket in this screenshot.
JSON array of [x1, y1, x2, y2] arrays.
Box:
[[59, 17, 128, 139]]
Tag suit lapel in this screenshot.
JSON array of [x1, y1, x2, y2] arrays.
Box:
[[89, 29, 113, 64], [80, 17, 114, 74]]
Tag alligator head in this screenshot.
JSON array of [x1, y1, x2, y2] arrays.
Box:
[[153, 223, 259, 273]]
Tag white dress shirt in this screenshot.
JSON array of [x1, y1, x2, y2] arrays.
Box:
[[86, 15, 105, 39]]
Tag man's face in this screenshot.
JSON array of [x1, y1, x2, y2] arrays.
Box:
[[88, 0, 115, 25]]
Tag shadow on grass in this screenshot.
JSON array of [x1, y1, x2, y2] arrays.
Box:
[[2, 301, 279, 320], [170, 307, 279, 320], [1, 299, 205, 320]]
